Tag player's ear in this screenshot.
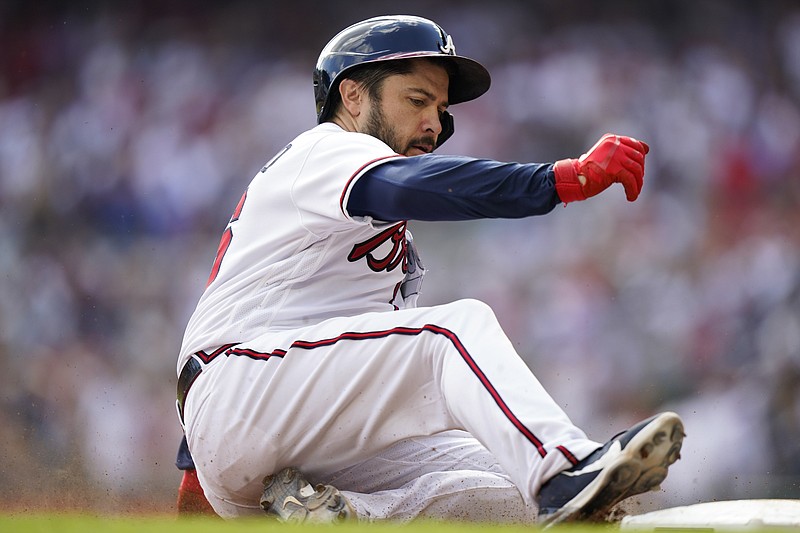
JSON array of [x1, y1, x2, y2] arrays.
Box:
[[338, 79, 363, 118]]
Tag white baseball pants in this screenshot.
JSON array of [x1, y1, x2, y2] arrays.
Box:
[[182, 299, 600, 520]]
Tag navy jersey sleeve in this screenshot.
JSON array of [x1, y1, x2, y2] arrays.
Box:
[[346, 154, 560, 222]]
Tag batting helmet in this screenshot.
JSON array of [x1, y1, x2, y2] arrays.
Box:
[[313, 15, 491, 147]]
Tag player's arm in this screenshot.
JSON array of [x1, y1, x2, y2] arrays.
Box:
[[348, 133, 649, 222], [347, 155, 560, 221]]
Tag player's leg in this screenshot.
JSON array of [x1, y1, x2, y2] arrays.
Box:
[[185, 298, 681, 520], [342, 469, 533, 522], [327, 430, 538, 522], [249, 429, 535, 522], [259, 421, 684, 525], [405, 300, 684, 523], [185, 298, 592, 515], [326, 429, 512, 492]]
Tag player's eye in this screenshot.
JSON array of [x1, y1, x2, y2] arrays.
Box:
[[409, 98, 425, 107]]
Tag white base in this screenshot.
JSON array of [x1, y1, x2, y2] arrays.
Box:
[[620, 499, 800, 530]]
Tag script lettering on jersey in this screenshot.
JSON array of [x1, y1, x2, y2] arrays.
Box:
[[347, 222, 408, 273]]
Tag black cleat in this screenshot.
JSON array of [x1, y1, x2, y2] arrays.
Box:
[[537, 411, 685, 526]]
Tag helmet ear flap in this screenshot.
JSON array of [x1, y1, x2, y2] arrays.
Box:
[[436, 110, 455, 149]]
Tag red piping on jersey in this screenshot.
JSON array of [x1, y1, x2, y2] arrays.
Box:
[[194, 343, 239, 364], [230, 324, 563, 460], [339, 154, 403, 217], [225, 347, 287, 361]]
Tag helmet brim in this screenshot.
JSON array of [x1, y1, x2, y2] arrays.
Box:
[[445, 55, 491, 105]]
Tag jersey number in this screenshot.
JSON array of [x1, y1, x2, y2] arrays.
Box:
[[206, 190, 247, 287], [205, 144, 292, 287]]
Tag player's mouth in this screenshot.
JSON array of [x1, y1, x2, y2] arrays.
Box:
[[408, 142, 434, 155]]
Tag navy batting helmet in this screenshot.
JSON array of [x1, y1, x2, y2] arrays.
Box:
[[313, 15, 491, 147]]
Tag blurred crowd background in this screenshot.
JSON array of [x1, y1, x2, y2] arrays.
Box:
[[1, 0, 799, 515]]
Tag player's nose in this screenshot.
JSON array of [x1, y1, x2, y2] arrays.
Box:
[[423, 107, 443, 136]]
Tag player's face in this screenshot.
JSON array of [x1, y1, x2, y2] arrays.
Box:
[[361, 61, 450, 156]]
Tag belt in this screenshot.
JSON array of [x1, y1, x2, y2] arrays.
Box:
[[177, 357, 202, 423], [176, 343, 239, 423]]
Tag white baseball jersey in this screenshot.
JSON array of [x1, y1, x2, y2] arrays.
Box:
[[178, 123, 424, 372]]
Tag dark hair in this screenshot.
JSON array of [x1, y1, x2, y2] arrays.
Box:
[[326, 58, 455, 119]]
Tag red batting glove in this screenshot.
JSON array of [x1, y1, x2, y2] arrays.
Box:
[[553, 133, 650, 203]]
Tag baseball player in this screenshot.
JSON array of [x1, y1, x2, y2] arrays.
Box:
[[175, 15, 685, 525]]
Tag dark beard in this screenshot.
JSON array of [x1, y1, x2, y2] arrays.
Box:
[[362, 103, 404, 154], [362, 103, 437, 155]]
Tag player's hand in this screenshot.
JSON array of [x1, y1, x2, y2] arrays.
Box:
[[553, 133, 650, 203]]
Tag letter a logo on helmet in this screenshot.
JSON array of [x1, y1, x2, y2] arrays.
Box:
[[313, 15, 491, 146], [439, 34, 456, 55]]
